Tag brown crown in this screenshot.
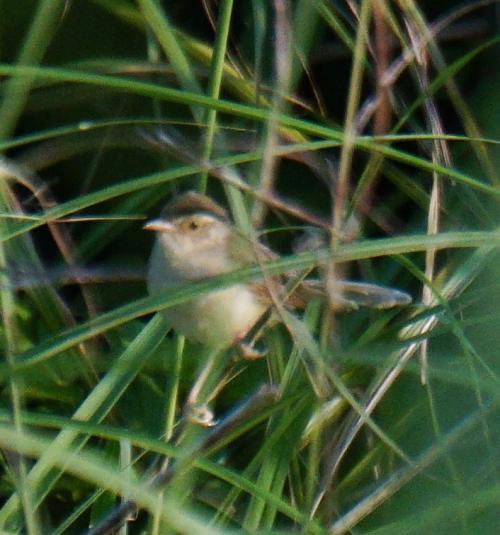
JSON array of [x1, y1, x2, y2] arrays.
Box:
[[161, 191, 229, 221]]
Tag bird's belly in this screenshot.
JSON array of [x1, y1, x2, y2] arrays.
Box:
[[163, 285, 266, 347]]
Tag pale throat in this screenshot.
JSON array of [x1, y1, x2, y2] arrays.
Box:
[[155, 234, 235, 280]]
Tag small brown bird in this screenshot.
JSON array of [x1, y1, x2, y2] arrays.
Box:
[[145, 192, 411, 349]]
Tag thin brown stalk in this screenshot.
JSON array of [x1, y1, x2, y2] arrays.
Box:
[[251, 0, 292, 228]]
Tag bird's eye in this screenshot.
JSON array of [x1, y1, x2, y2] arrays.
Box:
[[188, 220, 199, 231]]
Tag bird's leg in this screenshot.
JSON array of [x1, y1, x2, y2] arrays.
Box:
[[235, 308, 273, 361], [185, 347, 227, 427], [236, 341, 267, 361]]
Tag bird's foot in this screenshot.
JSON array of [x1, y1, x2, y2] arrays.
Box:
[[236, 342, 268, 361], [185, 403, 217, 427]]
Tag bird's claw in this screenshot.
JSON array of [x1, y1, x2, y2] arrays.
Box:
[[185, 403, 217, 427], [236, 342, 268, 361]]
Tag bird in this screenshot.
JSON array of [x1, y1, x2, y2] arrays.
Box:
[[144, 191, 411, 351]]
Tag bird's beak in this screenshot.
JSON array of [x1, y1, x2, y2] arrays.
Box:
[[143, 219, 176, 232]]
